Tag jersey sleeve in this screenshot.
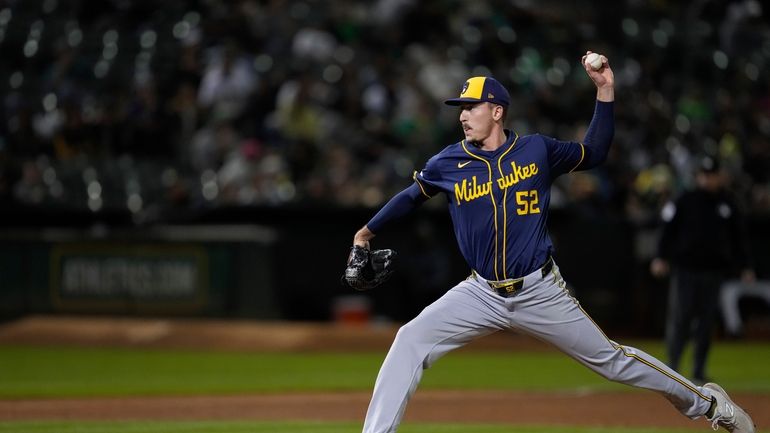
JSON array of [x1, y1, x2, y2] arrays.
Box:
[[412, 154, 443, 198], [546, 100, 614, 177], [366, 155, 443, 234], [542, 134, 586, 178], [366, 183, 429, 234]]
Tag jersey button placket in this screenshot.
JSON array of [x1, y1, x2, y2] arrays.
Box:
[[493, 182, 506, 279]]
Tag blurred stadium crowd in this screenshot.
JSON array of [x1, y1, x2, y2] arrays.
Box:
[[1, 0, 769, 224]]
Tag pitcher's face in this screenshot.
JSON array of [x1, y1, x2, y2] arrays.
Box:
[[459, 102, 500, 143]]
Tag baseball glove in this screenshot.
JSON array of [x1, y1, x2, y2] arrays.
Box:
[[343, 245, 397, 291]]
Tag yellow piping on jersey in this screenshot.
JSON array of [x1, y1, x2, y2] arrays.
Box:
[[569, 143, 585, 173], [496, 132, 519, 279], [461, 139, 500, 281], [412, 171, 432, 198]]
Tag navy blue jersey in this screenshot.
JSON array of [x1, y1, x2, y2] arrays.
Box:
[[366, 101, 613, 281], [413, 131, 585, 280]]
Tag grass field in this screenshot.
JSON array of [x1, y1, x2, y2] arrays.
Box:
[[1, 340, 768, 433], [1, 341, 769, 397]]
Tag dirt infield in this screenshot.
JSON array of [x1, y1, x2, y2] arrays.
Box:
[[2, 390, 769, 429], [1, 316, 767, 429]]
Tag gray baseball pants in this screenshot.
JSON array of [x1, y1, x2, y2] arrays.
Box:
[[362, 261, 713, 433]]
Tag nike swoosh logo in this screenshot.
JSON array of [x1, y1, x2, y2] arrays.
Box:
[[458, 161, 472, 168]]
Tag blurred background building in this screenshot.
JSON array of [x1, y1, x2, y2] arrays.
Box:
[[0, 0, 769, 335]]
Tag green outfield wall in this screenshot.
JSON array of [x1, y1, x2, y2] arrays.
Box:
[[0, 226, 278, 318]]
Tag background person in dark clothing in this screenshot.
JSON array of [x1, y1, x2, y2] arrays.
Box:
[[651, 155, 755, 384]]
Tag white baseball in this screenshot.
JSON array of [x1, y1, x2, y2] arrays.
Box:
[[585, 52, 603, 70]]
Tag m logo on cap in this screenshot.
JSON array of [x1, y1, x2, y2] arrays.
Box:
[[444, 76, 511, 107], [460, 81, 470, 96]]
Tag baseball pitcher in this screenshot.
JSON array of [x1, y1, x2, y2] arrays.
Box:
[[343, 51, 754, 433]]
